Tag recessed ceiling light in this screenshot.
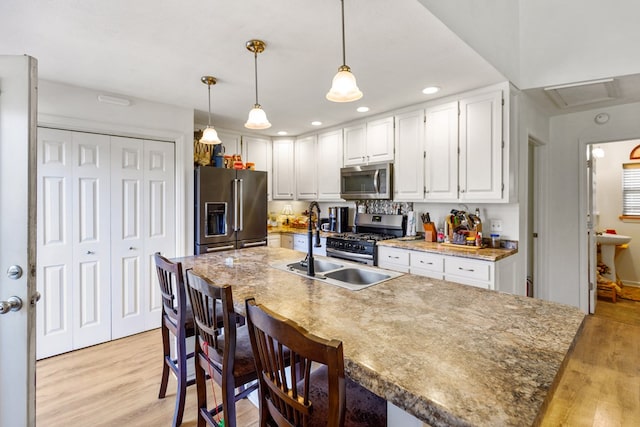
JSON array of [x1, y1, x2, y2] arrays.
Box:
[[277, 131, 288, 136], [356, 106, 369, 113], [311, 121, 322, 126], [422, 86, 440, 95]]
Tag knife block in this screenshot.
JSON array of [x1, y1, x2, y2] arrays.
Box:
[[423, 222, 437, 242]]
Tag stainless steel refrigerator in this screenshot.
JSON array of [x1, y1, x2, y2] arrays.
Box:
[[195, 166, 268, 254]]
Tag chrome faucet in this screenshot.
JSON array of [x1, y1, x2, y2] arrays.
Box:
[[304, 201, 322, 276]]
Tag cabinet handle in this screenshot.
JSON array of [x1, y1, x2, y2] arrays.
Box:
[[460, 189, 466, 193], [86, 251, 95, 255], [389, 255, 399, 259], [129, 246, 136, 250], [420, 261, 433, 265], [458, 267, 475, 272]]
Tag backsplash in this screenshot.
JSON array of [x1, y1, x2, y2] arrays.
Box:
[[355, 200, 414, 215]]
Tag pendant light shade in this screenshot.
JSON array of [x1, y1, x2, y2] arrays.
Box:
[[245, 39, 271, 129], [327, 0, 362, 102], [199, 76, 222, 145]]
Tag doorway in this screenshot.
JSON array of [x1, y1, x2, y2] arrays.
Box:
[[528, 137, 547, 300]]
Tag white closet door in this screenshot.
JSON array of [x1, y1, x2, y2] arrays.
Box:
[[111, 137, 145, 339], [71, 132, 112, 349], [36, 128, 74, 359], [36, 129, 111, 358], [142, 139, 175, 330]]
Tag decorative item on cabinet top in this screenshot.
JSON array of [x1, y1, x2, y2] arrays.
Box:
[[193, 130, 212, 166]]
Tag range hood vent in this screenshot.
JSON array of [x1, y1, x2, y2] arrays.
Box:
[[544, 78, 619, 108]]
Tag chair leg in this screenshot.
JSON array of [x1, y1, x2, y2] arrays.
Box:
[[172, 329, 188, 427], [158, 324, 170, 399], [195, 357, 208, 427], [222, 378, 236, 427]]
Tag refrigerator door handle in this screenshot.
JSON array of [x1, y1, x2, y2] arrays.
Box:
[[233, 178, 239, 232], [238, 178, 244, 231]]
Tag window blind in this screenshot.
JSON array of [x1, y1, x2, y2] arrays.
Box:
[[622, 163, 640, 216]]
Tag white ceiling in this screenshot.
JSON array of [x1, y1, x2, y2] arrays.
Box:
[[0, 0, 506, 136]]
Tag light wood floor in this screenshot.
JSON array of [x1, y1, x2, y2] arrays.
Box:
[[36, 297, 640, 427]]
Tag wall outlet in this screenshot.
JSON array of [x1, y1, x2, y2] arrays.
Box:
[[490, 219, 503, 232]]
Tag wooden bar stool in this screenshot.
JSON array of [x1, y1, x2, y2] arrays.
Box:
[[185, 269, 259, 427], [154, 253, 196, 427], [245, 298, 387, 427]]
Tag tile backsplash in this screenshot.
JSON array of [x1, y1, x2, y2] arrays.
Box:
[[355, 200, 414, 215]]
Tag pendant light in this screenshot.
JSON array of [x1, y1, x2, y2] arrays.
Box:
[[326, 0, 362, 102], [245, 39, 271, 129], [199, 76, 222, 144]]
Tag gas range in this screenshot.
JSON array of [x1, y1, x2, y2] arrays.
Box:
[[326, 214, 406, 266]]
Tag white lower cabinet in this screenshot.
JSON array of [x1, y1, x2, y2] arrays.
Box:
[[268, 233, 281, 247], [285, 233, 327, 256], [36, 128, 175, 359], [281, 234, 294, 249], [377, 247, 410, 273], [378, 245, 517, 291]]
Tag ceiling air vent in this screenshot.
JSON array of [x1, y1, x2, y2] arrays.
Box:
[[544, 78, 619, 108]]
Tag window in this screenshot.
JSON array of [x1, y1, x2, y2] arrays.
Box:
[[622, 163, 640, 216]]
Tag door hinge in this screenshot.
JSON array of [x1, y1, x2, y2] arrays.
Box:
[[501, 183, 504, 191], [423, 150, 426, 158], [502, 140, 505, 149], [589, 281, 594, 291], [501, 98, 505, 106], [586, 159, 593, 168]]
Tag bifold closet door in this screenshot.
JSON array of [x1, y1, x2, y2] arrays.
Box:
[[36, 129, 112, 359], [111, 137, 175, 339]]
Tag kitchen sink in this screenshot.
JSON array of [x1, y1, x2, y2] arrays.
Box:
[[272, 256, 403, 291], [286, 259, 344, 273], [323, 268, 391, 286]]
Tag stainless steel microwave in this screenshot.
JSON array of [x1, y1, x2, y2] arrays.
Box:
[[340, 163, 393, 200]]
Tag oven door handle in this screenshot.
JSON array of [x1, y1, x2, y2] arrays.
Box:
[[326, 248, 373, 260]]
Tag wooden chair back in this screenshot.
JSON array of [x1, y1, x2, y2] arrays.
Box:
[[245, 298, 346, 427], [154, 252, 188, 330]]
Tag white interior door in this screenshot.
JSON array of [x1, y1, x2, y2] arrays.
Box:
[[0, 55, 37, 427], [587, 146, 597, 313], [142, 139, 175, 330], [111, 136, 145, 338]]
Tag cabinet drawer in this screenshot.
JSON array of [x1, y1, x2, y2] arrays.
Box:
[[410, 252, 444, 273], [377, 247, 409, 266], [445, 257, 491, 282], [293, 235, 308, 252]]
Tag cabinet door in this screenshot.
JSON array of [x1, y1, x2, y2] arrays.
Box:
[[281, 234, 294, 249], [366, 116, 394, 163], [292, 234, 308, 252], [317, 130, 343, 201], [243, 136, 272, 200], [394, 110, 425, 201], [425, 102, 459, 201], [444, 257, 493, 290], [459, 90, 503, 201], [217, 130, 241, 157], [343, 123, 367, 166], [272, 139, 295, 199], [295, 135, 318, 200], [377, 246, 410, 273]]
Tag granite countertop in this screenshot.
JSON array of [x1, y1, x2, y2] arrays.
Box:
[[175, 247, 584, 427], [378, 238, 518, 261]]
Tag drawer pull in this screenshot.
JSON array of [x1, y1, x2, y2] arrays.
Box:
[[420, 261, 433, 265], [388, 255, 399, 259], [458, 267, 475, 272]]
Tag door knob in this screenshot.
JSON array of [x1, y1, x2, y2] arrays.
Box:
[[0, 296, 23, 314]]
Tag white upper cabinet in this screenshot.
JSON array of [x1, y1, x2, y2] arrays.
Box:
[[343, 116, 394, 166], [394, 109, 425, 201], [458, 90, 503, 201], [272, 138, 295, 199], [317, 129, 343, 201], [243, 136, 272, 200], [424, 102, 459, 201], [295, 135, 318, 200], [216, 130, 241, 156]]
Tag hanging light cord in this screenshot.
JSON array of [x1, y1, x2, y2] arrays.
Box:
[[253, 51, 259, 106], [340, 0, 346, 66], [207, 82, 212, 127]]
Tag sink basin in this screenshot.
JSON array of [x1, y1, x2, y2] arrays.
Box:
[[323, 268, 391, 286], [272, 256, 403, 291], [286, 259, 344, 273], [596, 233, 631, 245]]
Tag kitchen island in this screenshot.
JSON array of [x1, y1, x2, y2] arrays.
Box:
[[175, 247, 585, 427]]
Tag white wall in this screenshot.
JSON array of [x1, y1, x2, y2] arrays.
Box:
[[37, 80, 195, 255], [594, 140, 640, 286], [548, 101, 640, 308]]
